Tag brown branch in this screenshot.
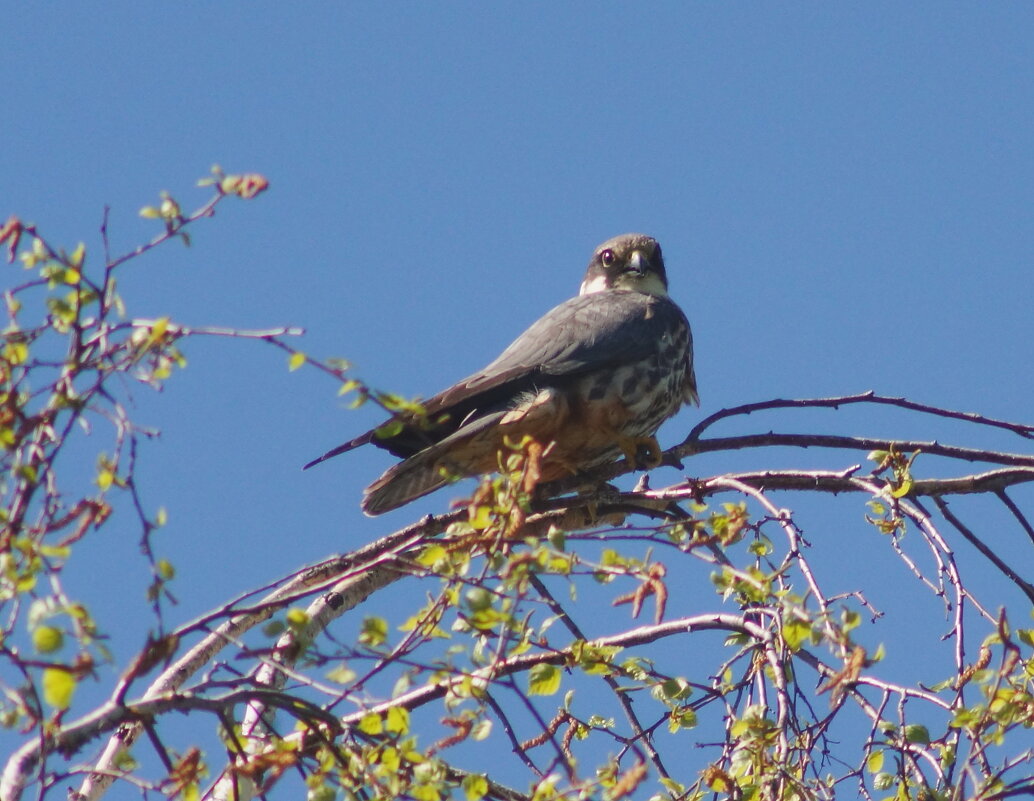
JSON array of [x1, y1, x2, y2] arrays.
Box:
[[10, 380, 1034, 801], [542, 430, 1034, 502], [932, 498, 1034, 606], [678, 433, 1034, 469], [104, 192, 222, 272], [65, 511, 462, 801], [440, 764, 529, 801], [528, 575, 671, 780], [540, 468, 1034, 518], [485, 692, 544, 777], [204, 613, 770, 799], [686, 392, 1034, 442], [996, 489, 1034, 547], [346, 613, 766, 716]]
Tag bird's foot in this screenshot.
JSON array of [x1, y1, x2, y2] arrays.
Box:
[[577, 481, 624, 526], [617, 434, 663, 470]]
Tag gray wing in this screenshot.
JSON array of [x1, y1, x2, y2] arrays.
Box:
[[305, 291, 690, 466], [448, 291, 686, 399], [418, 290, 689, 423]]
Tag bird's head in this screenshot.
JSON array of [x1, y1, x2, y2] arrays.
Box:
[[579, 233, 669, 297]]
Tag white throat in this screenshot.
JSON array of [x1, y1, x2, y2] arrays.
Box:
[[579, 274, 612, 295], [579, 273, 669, 297]]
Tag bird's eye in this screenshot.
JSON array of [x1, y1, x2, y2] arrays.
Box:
[[600, 249, 616, 267]]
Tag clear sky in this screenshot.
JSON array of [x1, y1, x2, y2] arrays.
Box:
[[3, 3, 1034, 793]]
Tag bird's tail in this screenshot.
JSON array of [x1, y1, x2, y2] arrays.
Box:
[[361, 410, 508, 515], [303, 431, 374, 470], [361, 448, 453, 516]]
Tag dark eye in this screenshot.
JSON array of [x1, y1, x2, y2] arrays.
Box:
[[600, 249, 616, 267]]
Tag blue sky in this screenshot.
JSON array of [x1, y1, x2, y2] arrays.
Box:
[[3, 3, 1034, 794]]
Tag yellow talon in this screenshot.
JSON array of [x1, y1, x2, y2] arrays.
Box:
[[618, 435, 663, 469]]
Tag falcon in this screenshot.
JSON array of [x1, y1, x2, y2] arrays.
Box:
[[305, 233, 698, 515]]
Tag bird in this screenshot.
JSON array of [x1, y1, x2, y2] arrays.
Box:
[[305, 233, 698, 516]]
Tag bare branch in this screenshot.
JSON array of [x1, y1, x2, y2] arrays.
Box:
[[687, 392, 1034, 442]]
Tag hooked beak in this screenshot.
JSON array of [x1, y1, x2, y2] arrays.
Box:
[[627, 249, 647, 276]]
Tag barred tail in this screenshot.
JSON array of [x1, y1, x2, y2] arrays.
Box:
[[361, 411, 504, 515], [361, 451, 451, 516]]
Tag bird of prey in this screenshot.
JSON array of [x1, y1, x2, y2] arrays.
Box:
[[305, 233, 698, 515]]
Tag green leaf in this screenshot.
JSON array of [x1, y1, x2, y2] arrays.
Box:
[[951, 706, 979, 729], [288, 351, 306, 372], [873, 772, 894, 791], [337, 378, 360, 396], [747, 538, 772, 556], [411, 785, 441, 801], [33, 625, 64, 653], [890, 478, 912, 498], [307, 783, 335, 801], [528, 663, 561, 696], [904, 724, 930, 744], [656, 677, 692, 701], [326, 664, 357, 684], [42, 667, 76, 709], [380, 745, 401, 772], [262, 620, 286, 637], [96, 468, 115, 491], [465, 587, 493, 612], [359, 616, 389, 647], [781, 617, 812, 652], [468, 504, 493, 531], [160, 195, 181, 218], [3, 341, 28, 365], [374, 419, 404, 438], [462, 774, 488, 801], [867, 750, 884, 774], [392, 672, 412, 697], [69, 242, 86, 268], [347, 390, 369, 409], [415, 544, 449, 568], [705, 769, 731, 793], [531, 775, 559, 801], [357, 712, 383, 735], [385, 705, 410, 735], [667, 707, 697, 732], [113, 749, 139, 771]]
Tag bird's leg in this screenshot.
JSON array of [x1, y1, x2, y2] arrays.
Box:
[[617, 434, 664, 470], [522, 439, 545, 496], [581, 482, 628, 528]]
